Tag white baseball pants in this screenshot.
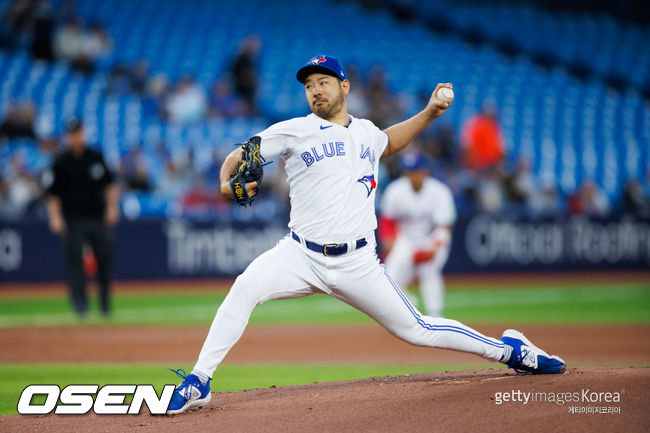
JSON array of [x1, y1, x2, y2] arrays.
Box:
[[193, 235, 507, 378]]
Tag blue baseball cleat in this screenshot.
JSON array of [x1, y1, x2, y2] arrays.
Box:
[[501, 329, 566, 375], [166, 369, 212, 415]]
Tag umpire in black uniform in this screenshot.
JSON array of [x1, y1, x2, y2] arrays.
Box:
[[43, 118, 119, 317]]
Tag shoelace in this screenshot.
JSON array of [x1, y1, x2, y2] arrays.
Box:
[[521, 346, 534, 365], [514, 345, 537, 371], [169, 368, 200, 399]]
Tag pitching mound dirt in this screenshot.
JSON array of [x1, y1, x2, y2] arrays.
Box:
[[2, 367, 648, 433]]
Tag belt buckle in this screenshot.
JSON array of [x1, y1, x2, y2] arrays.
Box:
[[323, 243, 339, 256]]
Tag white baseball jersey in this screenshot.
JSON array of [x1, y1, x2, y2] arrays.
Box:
[[192, 113, 509, 381], [381, 176, 457, 248], [258, 113, 389, 243]]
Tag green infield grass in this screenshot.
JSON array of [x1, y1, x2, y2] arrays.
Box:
[[0, 283, 648, 327], [0, 363, 498, 415]]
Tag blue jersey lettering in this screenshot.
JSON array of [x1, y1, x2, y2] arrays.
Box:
[[323, 142, 335, 157], [301, 151, 315, 166], [301, 142, 347, 167], [360, 143, 376, 168], [311, 146, 325, 161]]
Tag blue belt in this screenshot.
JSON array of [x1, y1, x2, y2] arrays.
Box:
[[291, 231, 367, 256]]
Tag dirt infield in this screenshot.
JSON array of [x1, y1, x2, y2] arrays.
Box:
[[2, 270, 649, 296], [2, 323, 649, 431], [2, 367, 648, 433], [1, 324, 649, 365]]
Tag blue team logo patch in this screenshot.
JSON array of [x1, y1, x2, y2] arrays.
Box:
[[357, 174, 377, 197]]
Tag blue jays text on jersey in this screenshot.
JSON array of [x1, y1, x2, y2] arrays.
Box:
[[300, 141, 377, 169], [300, 142, 346, 166], [360, 143, 377, 169]]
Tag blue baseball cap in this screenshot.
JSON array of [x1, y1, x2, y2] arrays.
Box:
[[296, 55, 347, 83], [401, 152, 429, 171]]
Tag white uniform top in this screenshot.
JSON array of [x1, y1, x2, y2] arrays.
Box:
[[258, 113, 389, 243], [381, 176, 457, 248]]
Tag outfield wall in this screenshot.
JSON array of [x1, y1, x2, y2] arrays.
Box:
[[1, 215, 648, 282]]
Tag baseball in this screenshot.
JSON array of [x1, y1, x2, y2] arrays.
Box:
[[437, 87, 454, 103]]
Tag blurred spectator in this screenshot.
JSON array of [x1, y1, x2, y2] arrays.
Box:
[[38, 135, 60, 154], [380, 150, 404, 181], [83, 22, 112, 63], [582, 181, 611, 217], [506, 158, 537, 213], [201, 149, 224, 189], [427, 124, 459, 167], [53, 19, 85, 63], [476, 167, 507, 214], [107, 60, 149, 96], [130, 59, 150, 94], [141, 140, 169, 183], [444, 166, 476, 209], [568, 180, 611, 217], [621, 179, 649, 217], [143, 73, 170, 117], [0, 176, 23, 220], [53, 19, 112, 73], [345, 65, 370, 118], [182, 178, 217, 211], [5, 152, 26, 181], [156, 154, 197, 199], [29, 0, 55, 61], [0, 0, 31, 49], [126, 163, 152, 192], [165, 75, 207, 123], [230, 36, 261, 115], [0, 101, 36, 139], [529, 176, 563, 217], [208, 79, 248, 118], [10, 169, 41, 217], [265, 158, 290, 210], [106, 64, 132, 96], [461, 103, 505, 171], [366, 65, 403, 129], [120, 146, 152, 193]]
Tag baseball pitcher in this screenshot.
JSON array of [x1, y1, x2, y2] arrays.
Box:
[[166, 55, 565, 415]]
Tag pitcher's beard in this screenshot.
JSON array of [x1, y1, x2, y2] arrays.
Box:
[[312, 93, 344, 120]]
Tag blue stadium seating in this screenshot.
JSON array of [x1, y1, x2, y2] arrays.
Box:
[[0, 0, 648, 217]]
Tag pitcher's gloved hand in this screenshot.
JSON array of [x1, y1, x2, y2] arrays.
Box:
[[229, 136, 264, 206]]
